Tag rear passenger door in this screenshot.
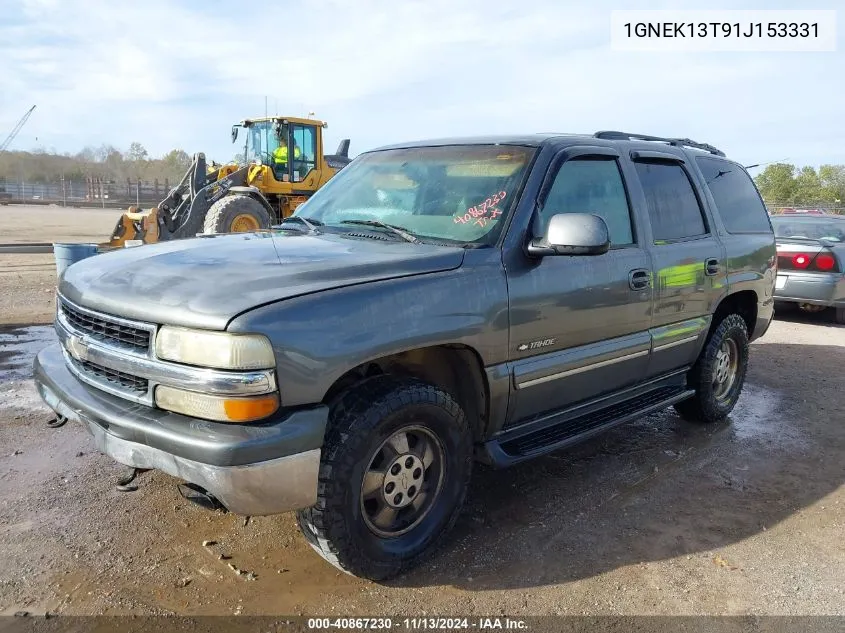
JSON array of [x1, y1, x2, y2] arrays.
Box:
[[624, 151, 728, 377], [692, 156, 776, 341]]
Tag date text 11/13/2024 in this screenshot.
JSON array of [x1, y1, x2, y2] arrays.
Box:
[[307, 617, 528, 630]]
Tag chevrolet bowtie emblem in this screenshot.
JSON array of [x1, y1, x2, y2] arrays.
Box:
[[66, 335, 89, 362]]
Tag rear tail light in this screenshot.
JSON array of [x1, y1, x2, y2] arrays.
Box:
[[815, 253, 837, 271], [792, 253, 811, 269], [776, 250, 841, 273]]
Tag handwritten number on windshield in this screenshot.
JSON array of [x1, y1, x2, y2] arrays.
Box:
[[454, 191, 506, 227]]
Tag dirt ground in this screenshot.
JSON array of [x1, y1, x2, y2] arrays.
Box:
[[0, 205, 119, 326], [1, 205, 844, 618]]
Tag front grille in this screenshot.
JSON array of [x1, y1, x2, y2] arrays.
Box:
[[69, 356, 149, 394], [60, 299, 151, 352]]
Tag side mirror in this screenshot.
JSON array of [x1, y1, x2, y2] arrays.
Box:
[[526, 213, 610, 257], [231, 126, 239, 143]]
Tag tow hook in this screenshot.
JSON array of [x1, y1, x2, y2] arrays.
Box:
[[115, 466, 148, 492], [177, 482, 227, 512], [46, 415, 67, 428]]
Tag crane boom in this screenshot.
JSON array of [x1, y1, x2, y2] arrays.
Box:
[[1, 105, 37, 152]]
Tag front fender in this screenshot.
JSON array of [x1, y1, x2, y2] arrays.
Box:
[[225, 249, 509, 407]]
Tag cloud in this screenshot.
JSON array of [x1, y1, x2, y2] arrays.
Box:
[[1, 0, 843, 168]]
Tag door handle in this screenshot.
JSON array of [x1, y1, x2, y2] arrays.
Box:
[[705, 258, 720, 276], [628, 268, 650, 290]]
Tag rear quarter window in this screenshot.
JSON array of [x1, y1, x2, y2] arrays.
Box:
[[696, 156, 772, 234]]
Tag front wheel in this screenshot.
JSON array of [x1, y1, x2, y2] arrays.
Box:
[[674, 314, 750, 424], [296, 376, 473, 581], [835, 307, 845, 325]]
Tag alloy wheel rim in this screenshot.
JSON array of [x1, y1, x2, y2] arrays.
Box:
[[360, 425, 445, 538]]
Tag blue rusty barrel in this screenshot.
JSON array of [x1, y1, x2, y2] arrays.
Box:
[[53, 243, 100, 277]]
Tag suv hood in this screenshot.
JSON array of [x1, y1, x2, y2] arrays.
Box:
[[59, 230, 465, 330]]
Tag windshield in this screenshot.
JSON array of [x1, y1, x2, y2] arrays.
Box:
[[292, 144, 535, 245], [771, 216, 845, 242], [245, 121, 281, 164]]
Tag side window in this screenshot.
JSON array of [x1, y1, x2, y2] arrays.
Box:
[[541, 157, 634, 246], [633, 161, 707, 242], [696, 156, 772, 234], [291, 125, 317, 182]]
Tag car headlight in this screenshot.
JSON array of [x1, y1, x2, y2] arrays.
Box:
[[155, 326, 275, 370]]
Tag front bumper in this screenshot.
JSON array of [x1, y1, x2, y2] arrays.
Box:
[[34, 343, 328, 516], [774, 271, 845, 308]]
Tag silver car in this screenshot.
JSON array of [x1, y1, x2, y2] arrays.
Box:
[[771, 213, 845, 323]]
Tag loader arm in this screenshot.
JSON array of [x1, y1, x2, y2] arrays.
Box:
[[106, 153, 254, 247]]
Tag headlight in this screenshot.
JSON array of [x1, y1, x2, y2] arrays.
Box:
[[156, 386, 279, 423], [155, 326, 275, 370]]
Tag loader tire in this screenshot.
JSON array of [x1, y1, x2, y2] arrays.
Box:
[[202, 195, 271, 235]]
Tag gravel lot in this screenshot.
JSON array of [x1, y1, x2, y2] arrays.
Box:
[[0, 205, 843, 618]]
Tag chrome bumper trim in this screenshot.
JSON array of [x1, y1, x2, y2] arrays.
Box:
[[56, 311, 277, 406]]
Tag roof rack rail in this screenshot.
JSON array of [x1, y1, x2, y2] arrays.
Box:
[[593, 131, 725, 157]]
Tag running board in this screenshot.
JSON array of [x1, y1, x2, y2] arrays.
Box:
[[482, 386, 696, 468]]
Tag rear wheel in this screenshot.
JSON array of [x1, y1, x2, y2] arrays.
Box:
[[835, 307, 845, 325], [202, 195, 271, 234], [296, 375, 473, 581], [674, 314, 749, 424]]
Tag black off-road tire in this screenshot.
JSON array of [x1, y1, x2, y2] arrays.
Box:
[[674, 314, 750, 424], [835, 307, 845, 325], [202, 195, 271, 234], [296, 375, 473, 581]]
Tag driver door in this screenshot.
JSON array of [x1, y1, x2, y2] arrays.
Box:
[[504, 147, 654, 426], [289, 124, 318, 185]]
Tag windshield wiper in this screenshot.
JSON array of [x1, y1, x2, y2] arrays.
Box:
[[339, 219, 421, 244], [276, 216, 323, 233]]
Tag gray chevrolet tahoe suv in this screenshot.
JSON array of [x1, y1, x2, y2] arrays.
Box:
[[34, 131, 776, 580]]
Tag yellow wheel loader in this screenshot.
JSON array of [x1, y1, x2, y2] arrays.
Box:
[[106, 116, 351, 246]]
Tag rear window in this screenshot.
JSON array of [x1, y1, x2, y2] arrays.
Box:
[[771, 217, 845, 242], [633, 161, 708, 242], [696, 157, 772, 234]]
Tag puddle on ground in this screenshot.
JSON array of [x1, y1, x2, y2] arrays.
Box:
[[727, 383, 793, 441], [0, 324, 56, 416]]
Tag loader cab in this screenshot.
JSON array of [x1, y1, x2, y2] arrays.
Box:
[[234, 117, 321, 186], [268, 119, 319, 185]]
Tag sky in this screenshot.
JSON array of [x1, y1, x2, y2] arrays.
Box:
[[1, 0, 844, 170]]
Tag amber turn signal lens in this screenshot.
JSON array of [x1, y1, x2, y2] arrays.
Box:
[[223, 395, 279, 422], [155, 386, 279, 423]]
